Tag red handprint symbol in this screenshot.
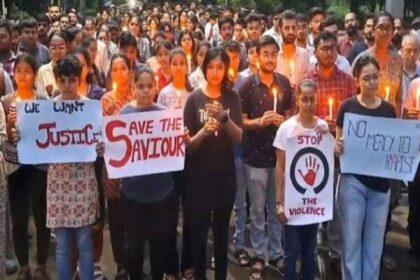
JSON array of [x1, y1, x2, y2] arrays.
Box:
[[298, 156, 320, 187]]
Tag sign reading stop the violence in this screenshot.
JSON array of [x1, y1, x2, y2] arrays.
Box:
[[102, 109, 186, 179], [16, 100, 102, 164], [284, 128, 335, 225]]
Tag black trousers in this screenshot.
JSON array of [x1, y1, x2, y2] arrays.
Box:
[[108, 198, 128, 266], [165, 170, 193, 275], [408, 165, 420, 257], [186, 170, 236, 280], [125, 191, 174, 280], [8, 165, 50, 267]]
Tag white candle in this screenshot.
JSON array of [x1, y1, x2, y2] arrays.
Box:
[[328, 97, 333, 120], [213, 101, 218, 136], [272, 87, 278, 111], [187, 55, 192, 74], [385, 86, 390, 101], [416, 88, 420, 110], [289, 61, 295, 84]]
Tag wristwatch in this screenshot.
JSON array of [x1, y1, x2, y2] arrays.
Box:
[[220, 112, 229, 124]]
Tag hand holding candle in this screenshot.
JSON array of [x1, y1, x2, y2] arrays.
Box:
[[328, 97, 334, 120], [187, 54, 192, 74]]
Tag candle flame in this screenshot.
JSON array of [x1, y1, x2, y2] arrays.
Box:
[[328, 97, 333, 106], [187, 54, 191, 61], [417, 88, 420, 98], [256, 61, 260, 69], [229, 68, 235, 78], [272, 87, 278, 97], [15, 96, 21, 102], [112, 83, 117, 91], [289, 61, 294, 69]]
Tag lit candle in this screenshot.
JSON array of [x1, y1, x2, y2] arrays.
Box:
[[385, 86, 390, 101], [256, 61, 260, 70], [272, 87, 278, 111], [112, 82, 117, 92], [228, 68, 235, 80], [328, 97, 334, 120], [187, 54, 192, 74], [289, 61, 295, 84], [416, 88, 420, 110]]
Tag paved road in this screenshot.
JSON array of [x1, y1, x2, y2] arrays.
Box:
[[5, 194, 419, 280]]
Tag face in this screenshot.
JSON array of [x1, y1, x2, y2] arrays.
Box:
[[227, 51, 240, 72], [123, 13, 130, 24], [21, 27, 38, 47], [69, 12, 78, 26], [170, 53, 187, 80], [74, 53, 88, 82], [50, 21, 60, 34], [196, 45, 208, 67], [180, 12, 188, 25], [297, 87, 316, 114], [157, 47, 170, 68], [59, 16, 70, 31], [258, 44, 278, 73], [83, 20, 96, 38], [394, 18, 403, 35], [324, 24, 338, 37], [401, 38, 419, 67], [220, 22, 233, 41], [163, 26, 174, 41], [14, 61, 36, 89], [49, 35, 67, 62], [272, 13, 281, 27], [364, 18, 374, 41], [297, 21, 309, 42], [374, 16, 393, 47], [133, 72, 156, 105], [102, 11, 109, 22], [150, 19, 157, 30], [162, 13, 171, 24], [121, 46, 137, 66], [315, 38, 337, 68], [205, 56, 226, 87], [181, 34, 193, 52], [309, 14, 325, 35], [247, 46, 258, 67], [0, 27, 11, 51], [57, 75, 79, 96], [344, 13, 358, 36], [70, 32, 83, 49], [234, 24, 244, 41], [37, 21, 49, 36], [280, 18, 297, 44], [247, 21, 262, 41], [87, 41, 97, 64], [97, 31, 109, 45], [358, 63, 379, 96], [111, 57, 131, 86], [142, 21, 148, 33], [49, 6, 60, 21], [129, 18, 140, 36]]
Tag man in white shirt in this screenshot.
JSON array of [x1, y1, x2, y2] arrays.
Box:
[[263, 5, 284, 48], [204, 13, 219, 47]]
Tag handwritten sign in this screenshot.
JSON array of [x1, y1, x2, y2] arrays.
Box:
[[340, 113, 420, 181], [17, 100, 101, 164], [102, 109, 185, 179], [284, 128, 334, 225]]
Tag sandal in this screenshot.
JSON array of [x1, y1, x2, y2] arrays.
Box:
[[234, 249, 250, 267], [268, 256, 285, 276], [249, 258, 265, 280], [182, 269, 195, 280]]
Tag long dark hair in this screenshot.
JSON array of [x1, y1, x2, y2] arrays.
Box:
[[177, 29, 196, 55], [70, 47, 94, 84], [202, 47, 233, 94], [168, 47, 193, 92]]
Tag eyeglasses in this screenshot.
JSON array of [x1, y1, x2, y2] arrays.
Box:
[[260, 52, 277, 59]]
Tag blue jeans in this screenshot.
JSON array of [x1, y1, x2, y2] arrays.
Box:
[[339, 174, 390, 280], [245, 164, 283, 260], [233, 157, 247, 250], [55, 225, 94, 280], [284, 224, 318, 280]]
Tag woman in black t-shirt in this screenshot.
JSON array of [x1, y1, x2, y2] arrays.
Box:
[[183, 47, 243, 280], [335, 55, 396, 280]]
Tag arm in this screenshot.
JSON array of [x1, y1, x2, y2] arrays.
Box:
[[223, 115, 242, 144], [275, 148, 287, 223], [335, 126, 344, 156], [0, 103, 7, 151]]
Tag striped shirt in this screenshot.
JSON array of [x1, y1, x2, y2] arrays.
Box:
[[276, 46, 310, 87], [302, 65, 357, 118]]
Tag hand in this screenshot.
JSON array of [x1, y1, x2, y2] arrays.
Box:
[[272, 113, 284, 127], [7, 111, 16, 125], [10, 126, 20, 143], [183, 127, 191, 145], [325, 118, 336, 132], [335, 137, 344, 156], [406, 109, 420, 119], [95, 142, 104, 157], [260, 111, 276, 127], [202, 118, 219, 136], [205, 101, 225, 121], [276, 204, 288, 224]]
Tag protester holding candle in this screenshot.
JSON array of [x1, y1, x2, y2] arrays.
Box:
[[238, 35, 292, 280], [2, 54, 51, 280], [184, 47, 243, 279], [335, 55, 396, 280], [157, 47, 194, 280], [274, 79, 327, 280], [100, 54, 135, 279], [177, 30, 196, 72], [223, 40, 241, 83]]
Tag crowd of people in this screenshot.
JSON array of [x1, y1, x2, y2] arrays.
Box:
[[0, 1, 419, 280]]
